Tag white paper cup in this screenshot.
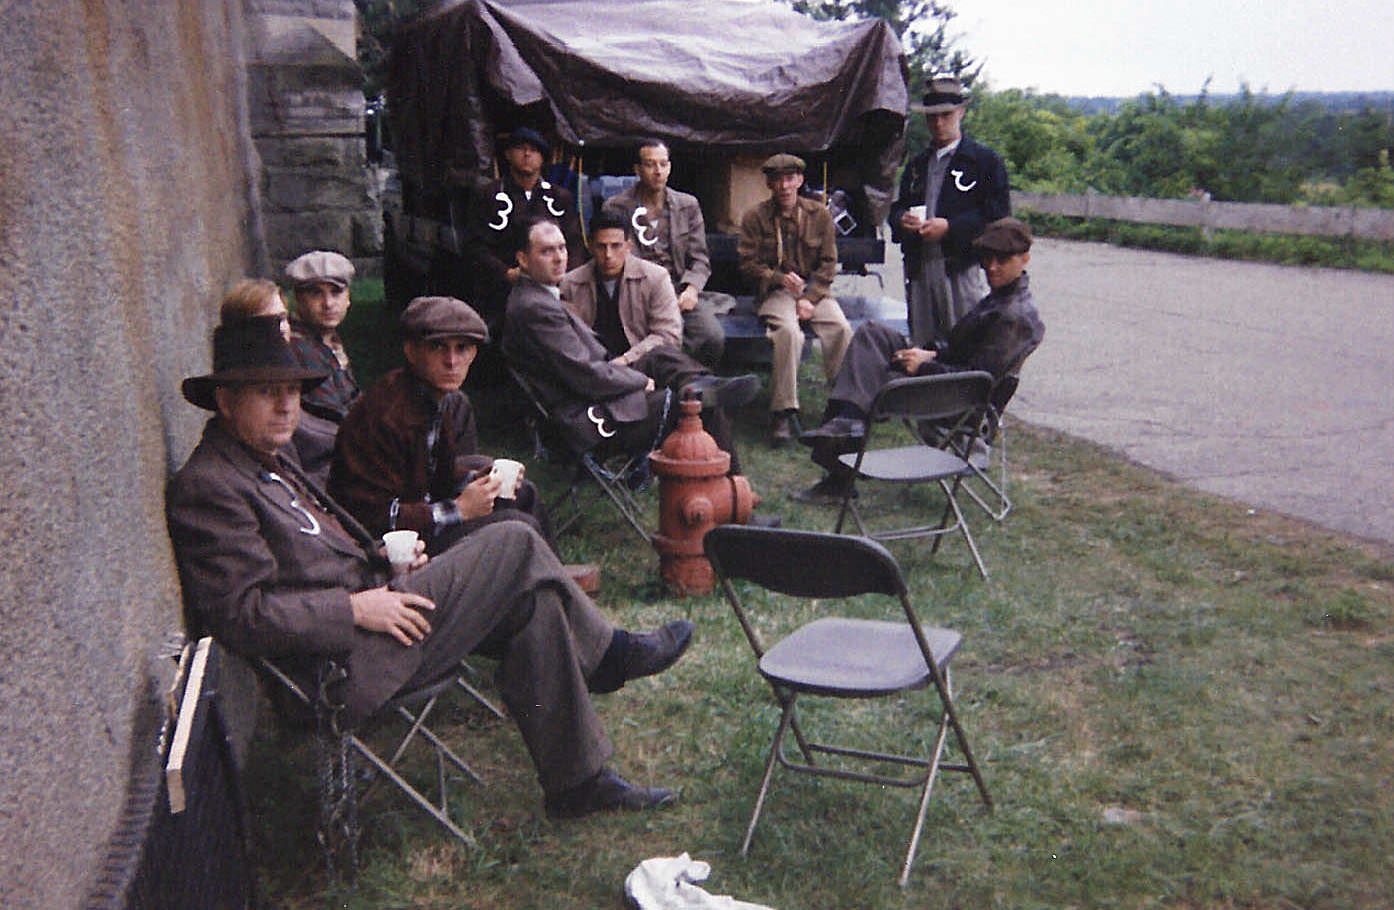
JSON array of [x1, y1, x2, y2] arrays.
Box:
[[490, 458, 524, 499], [382, 530, 420, 575], [908, 204, 928, 221]]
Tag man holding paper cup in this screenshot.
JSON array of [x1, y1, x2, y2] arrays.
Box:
[[889, 75, 1011, 347], [168, 318, 691, 817], [329, 295, 564, 556]]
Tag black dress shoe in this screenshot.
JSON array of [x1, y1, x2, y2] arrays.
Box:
[[624, 619, 694, 682], [798, 416, 866, 444], [544, 767, 677, 819], [789, 474, 858, 505], [685, 373, 761, 410]]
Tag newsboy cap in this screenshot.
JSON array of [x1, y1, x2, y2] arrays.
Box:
[[284, 250, 355, 289], [761, 153, 806, 176], [181, 317, 328, 411], [401, 296, 490, 344], [500, 127, 551, 158], [911, 75, 969, 114], [972, 217, 1033, 255]]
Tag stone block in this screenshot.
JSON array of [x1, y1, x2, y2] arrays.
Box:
[[264, 211, 355, 264], [257, 135, 364, 170]]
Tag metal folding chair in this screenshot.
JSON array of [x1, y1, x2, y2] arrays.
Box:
[[704, 526, 993, 887], [833, 370, 995, 578], [256, 657, 484, 882], [508, 366, 654, 543]]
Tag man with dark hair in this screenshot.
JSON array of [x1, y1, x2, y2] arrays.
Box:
[[601, 138, 728, 365], [794, 217, 1044, 503], [505, 217, 753, 471], [889, 76, 1011, 347], [737, 153, 852, 446], [465, 128, 587, 328], [167, 317, 691, 818]]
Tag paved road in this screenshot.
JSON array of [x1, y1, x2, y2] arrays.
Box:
[[835, 237, 1394, 545], [1009, 239, 1394, 545]]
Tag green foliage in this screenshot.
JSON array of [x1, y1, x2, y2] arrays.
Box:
[[354, 0, 431, 99]]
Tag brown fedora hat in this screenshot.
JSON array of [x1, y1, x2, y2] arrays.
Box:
[[181, 316, 329, 411]]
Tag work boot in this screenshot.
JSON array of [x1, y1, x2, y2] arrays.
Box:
[[545, 767, 677, 819], [770, 410, 801, 447]]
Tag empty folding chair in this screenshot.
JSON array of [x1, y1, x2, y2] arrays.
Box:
[[508, 366, 654, 543], [833, 370, 995, 578], [704, 525, 993, 886]]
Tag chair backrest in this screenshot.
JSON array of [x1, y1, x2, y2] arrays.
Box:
[[870, 371, 994, 424], [704, 525, 906, 599]]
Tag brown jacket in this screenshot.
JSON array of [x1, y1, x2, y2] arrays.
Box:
[[166, 419, 416, 726], [737, 195, 838, 301], [601, 184, 712, 292], [559, 256, 682, 367]]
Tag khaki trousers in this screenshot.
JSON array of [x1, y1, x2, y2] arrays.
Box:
[[757, 290, 852, 413]]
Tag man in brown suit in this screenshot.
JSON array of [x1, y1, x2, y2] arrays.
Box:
[[166, 317, 691, 817]]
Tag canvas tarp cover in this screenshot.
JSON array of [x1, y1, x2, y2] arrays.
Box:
[[389, 0, 909, 211]]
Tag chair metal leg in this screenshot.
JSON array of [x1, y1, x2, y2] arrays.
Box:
[[899, 701, 953, 887], [741, 699, 796, 857], [456, 660, 507, 720], [349, 735, 477, 847]]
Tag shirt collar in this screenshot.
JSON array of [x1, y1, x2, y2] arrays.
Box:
[[935, 139, 961, 161]]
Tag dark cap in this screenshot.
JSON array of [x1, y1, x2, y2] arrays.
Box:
[[285, 250, 354, 289], [401, 296, 490, 344], [181, 317, 328, 410], [911, 75, 969, 114], [500, 127, 551, 158], [972, 217, 1033, 255], [761, 153, 806, 176]]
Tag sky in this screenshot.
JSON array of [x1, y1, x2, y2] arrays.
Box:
[[955, 0, 1394, 97]]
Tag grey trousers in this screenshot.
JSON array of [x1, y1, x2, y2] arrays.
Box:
[[395, 519, 615, 793], [908, 259, 987, 348]]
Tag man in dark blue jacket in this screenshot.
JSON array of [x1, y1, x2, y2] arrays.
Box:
[[889, 76, 1011, 347]]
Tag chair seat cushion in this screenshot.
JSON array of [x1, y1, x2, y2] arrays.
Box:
[[759, 617, 961, 697], [839, 445, 971, 483]]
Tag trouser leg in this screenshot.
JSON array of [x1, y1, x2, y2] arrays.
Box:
[[682, 296, 726, 366], [633, 346, 710, 392], [827, 320, 909, 415], [807, 295, 852, 382], [757, 289, 803, 413], [397, 520, 615, 793]]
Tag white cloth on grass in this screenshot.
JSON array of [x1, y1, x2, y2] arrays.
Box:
[[624, 853, 775, 910]]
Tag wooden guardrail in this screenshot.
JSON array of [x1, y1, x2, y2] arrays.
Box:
[[1012, 190, 1394, 242]]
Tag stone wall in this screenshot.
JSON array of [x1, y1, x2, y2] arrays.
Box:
[[245, 0, 382, 276], [0, 2, 260, 905]]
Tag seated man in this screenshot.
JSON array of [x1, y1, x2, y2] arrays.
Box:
[[506, 217, 754, 473], [794, 217, 1045, 503], [601, 138, 729, 366], [329, 295, 558, 558], [737, 153, 853, 446], [284, 250, 362, 484], [166, 318, 692, 817]]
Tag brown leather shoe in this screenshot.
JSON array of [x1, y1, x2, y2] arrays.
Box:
[[770, 411, 801, 448], [545, 767, 677, 819], [565, 563, 601, 594]]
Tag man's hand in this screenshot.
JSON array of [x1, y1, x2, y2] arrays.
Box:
[[780, 271, 806, 297], [900, 210, 924, 232], [350, 587, 434, 646], [506, 266, 522, 283], [893, 346, 937, 373], [454, 472, 502, 520], [917, 217, 950, 242], [677, 285, 700, 312], [795, 298, 815, 321], [645, 376, 656, 392]]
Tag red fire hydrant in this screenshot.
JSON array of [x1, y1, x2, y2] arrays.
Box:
[[649, 394, 757, 595]]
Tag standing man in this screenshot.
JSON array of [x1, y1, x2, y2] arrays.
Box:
[[285, 249, 361, 484], [737, 153, 852, 446], [466, 128, 586, 330], [167, 318, 692, 817], [889, 75, 1011, 347], [601, 139, 728, 366]]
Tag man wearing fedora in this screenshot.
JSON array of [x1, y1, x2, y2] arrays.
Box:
[[465, 127, 586, 330], [889, 75, 1011, 348], [737, 153, 853, 446], [167, 317, 693, 818], [794, 218, 1044, 502]]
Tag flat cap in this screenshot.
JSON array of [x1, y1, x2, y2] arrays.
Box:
[[761, 153, 806, 175], [401, 296, 490, 344], [285, 250, 354, 289], [972, 217, 1033, 255], [911, 75, 969, 114]]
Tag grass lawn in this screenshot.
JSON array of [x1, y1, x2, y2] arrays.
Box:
[[248, 285, 1394, 908]]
